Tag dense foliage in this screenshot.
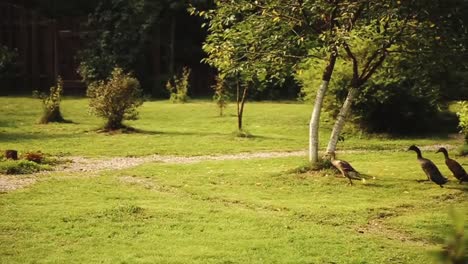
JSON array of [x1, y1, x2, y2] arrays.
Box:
[[198, 0, 463, 160], [297, 50, 450, 134], [87, 68, 144, 130], [457, 101, 468, 143], [78, 0, 159, 83]]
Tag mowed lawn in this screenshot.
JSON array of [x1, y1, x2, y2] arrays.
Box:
[[0, 97, 467, 263], [0, 97, 460, 157]]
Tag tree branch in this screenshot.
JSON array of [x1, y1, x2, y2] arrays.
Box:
[[343, 42, 359, 85]]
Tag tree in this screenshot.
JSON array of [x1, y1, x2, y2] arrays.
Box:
[[194, 0, 341, 153], [197, 0, 468, 164], [78, 0, 161, 83], [325, 0, 468, 153]]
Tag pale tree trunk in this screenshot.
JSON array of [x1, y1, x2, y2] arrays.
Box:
[[309, 80, 330, 163], [326, 87, 359, 154], [309, 52, 337, 163]]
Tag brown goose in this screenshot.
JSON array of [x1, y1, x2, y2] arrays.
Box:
[[329, 152, 361, 185], [408, 145, 448, 187], [436, 147, 468, 184]]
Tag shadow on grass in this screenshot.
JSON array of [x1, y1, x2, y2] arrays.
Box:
[[0, 132, 85, 143], [100, 127, 230, 137], [361, 182, 387, 188], [38, 119, 77, 125], [110, 127, 279, 140], [444, 185, 468, 192]]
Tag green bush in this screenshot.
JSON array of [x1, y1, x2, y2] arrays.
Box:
[[434, 210, 468, 264], [212, 76, 231, 116], [0, 160, 50, 175], [289, 158, 335, 174], [166, 67, 191, 103], [87, 67, 144, 131], [457, 101, 468, 143], [34, 76, 66, 124]]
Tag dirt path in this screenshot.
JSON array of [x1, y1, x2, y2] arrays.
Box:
[[0, 150, 307, 192], [0, 144, 457, 193], [55, 143, 457, 173], [58, 150, 308, 173]]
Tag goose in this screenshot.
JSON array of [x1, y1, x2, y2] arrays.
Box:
[[408, 145, 448, 187], [329, 152, 361, 185], [436, 147, 468, 184]]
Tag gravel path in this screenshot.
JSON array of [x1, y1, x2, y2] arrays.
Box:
[[0, 144, 457, 193], [0, 150, 307, 192], [59, 150, 308, 173], [0, 176, 36, 193]]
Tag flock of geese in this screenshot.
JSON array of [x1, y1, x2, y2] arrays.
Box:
[[330, 145, 468, 186]]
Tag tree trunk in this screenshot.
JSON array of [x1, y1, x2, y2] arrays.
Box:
[[309, 80, 330, 163], [326, 87, 359, 154], [5, 150, 18, 160], [105, 115, 124, 131], [168, 15, 176, 77], [237, 81, 248, 131], [309, 52, 337, 163], [40, 106, 64, 124]]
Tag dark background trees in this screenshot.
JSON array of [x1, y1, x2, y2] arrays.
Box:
[[0, 0, 217, 97]]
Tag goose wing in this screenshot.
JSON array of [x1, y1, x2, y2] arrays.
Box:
[[421, 158, 448, 185], [336, 160, 358, 173], [331, 159, 360, 180], [446, 159, 468, 181]]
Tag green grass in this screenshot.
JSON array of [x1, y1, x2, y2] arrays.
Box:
[[1, 96, 467, 263], [0, 159, 50, 174], [0, 153, 467, 263], [459, 144, 468, 156], [0, 97, 460, 157]]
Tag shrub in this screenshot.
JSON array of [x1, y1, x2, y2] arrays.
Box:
[[87, 67, 144, 131], [34, 76, 66, 124], [212, 76, 231, 116], [166, 67, 191, 103], [24, 152, 44, 163], [434, 210, 468, 264], [0, 151, 61, 174], [289, 158, 335, 174], [456, 101, 468, 143], [0, 160, 48, 174]]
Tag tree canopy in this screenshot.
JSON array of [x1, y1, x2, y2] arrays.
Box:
[[198, 0, 468, 162]]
